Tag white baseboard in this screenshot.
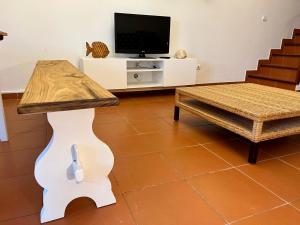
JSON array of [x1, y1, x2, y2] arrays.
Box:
[[1, 89, 25, 94]]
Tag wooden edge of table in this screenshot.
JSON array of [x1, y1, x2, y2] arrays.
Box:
[[17, 60, 119, 114], [17, 98, 119, 114]]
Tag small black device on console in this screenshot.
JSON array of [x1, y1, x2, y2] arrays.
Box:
[[114, 13, 171, 58]]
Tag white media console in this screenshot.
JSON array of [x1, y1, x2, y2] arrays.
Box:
[[80, 57, 197, 90]]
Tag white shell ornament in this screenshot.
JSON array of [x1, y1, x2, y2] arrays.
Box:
[[175, 49, 187, 59]]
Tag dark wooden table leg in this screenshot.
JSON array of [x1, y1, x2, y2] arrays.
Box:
[[248, 142, 259, 164], [174, 106, 180, 121]]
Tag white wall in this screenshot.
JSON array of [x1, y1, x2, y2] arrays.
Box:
[[0, 0, 300, 92]]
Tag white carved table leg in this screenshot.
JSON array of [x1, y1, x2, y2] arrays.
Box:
[[0, 93, 8, 142], [35, 108, 116, 223]]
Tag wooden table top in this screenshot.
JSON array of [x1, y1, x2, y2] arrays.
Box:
[[177, 83, 300, 121], [18, 60, 119, 114]]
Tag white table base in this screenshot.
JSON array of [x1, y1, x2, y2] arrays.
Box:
[[35, 108, 116, 223]]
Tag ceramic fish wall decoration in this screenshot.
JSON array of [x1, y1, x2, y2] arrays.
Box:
[[86, 41, 110, 58]]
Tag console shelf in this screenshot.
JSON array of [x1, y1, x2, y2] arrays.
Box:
[[80, 57, 197, 90], [127, 68, 164, 72], [126, 59, 164, 88], [127, 82, 163, 89]]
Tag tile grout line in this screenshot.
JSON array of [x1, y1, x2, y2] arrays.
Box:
[[286, 196, 300, 212], [114, 144, 202, 161], [288, 202, 300, 212], [120, 177, 186, 195], [0, 212, 40, 223], [258, 150, 300, 163], [185, 178, 229, 224], [120, 114, 142, 135], [234, 166, 288, 204], [199, 144, 236, 166], [121, 193, 139, 225], [201, 143, 291, 204], [111, 171, 139, 225], [120, 179, 194, 224], [1, 140, 199, 181], [109, 112, 140, 135], [159, 150, 234, 182], [200, 143, 291, 221], [277, 158, 299, 170], [117, 143, 238, 196], [162, 143, 234, 224], [228, 203, 288, 224], [104, 170, 139, 225], [0, 146, 44, 154], [116, 156, 236, 196], [0, 146, 46, 154], [0, 173, 36, 181], [114, 150, 162, 160], [6, 126, 47, 138]]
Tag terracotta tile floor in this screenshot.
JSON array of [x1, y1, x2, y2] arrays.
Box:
[[1, 94, 300, 225]]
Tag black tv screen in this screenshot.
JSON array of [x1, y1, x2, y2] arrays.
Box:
[[114, 13, 171, 57]]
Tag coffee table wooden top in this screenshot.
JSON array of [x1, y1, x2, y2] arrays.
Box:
[[18, 60, 119, 114], [177, 83, 300, 121]]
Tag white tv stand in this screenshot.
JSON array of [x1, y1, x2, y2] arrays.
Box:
[[80, 57, 197, 91]]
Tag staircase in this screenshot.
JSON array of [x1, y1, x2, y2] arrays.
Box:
[[246, 29, 300, 90]]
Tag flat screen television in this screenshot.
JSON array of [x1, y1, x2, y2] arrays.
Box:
[[114, 13, 171, 58]]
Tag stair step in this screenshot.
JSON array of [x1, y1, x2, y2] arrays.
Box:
[[246, 76, 296, 90], [247, 73, 297, 84], [259, 63, 298, 70], [270, 55, 300, 67], [294, 36, 300, 42], [247, 69, 299, 84], [282, 45, 300, 54], [284, 40, 300, 46], [284, 39, 300, 46], [285, 43, 300, 46], [272, 53, 300, 57], [294, 29, 300, 37]]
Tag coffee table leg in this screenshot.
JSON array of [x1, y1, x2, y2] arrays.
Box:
[[248, 142, 259, 164], [174, 106, 180, 121]]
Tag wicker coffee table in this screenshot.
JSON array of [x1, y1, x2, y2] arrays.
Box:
[[174, 83, 300, 164]]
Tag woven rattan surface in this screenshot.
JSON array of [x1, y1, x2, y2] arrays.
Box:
[[177, 83, 300, 122]]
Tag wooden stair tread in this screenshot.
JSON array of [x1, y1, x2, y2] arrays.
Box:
[[272, 53, 300, 57], [283, 38, 300, 45], [294, 29, 300, 35], [260, 63, 298, 70], [247, 73, 298, 84], [284, 42, 300, 46]]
